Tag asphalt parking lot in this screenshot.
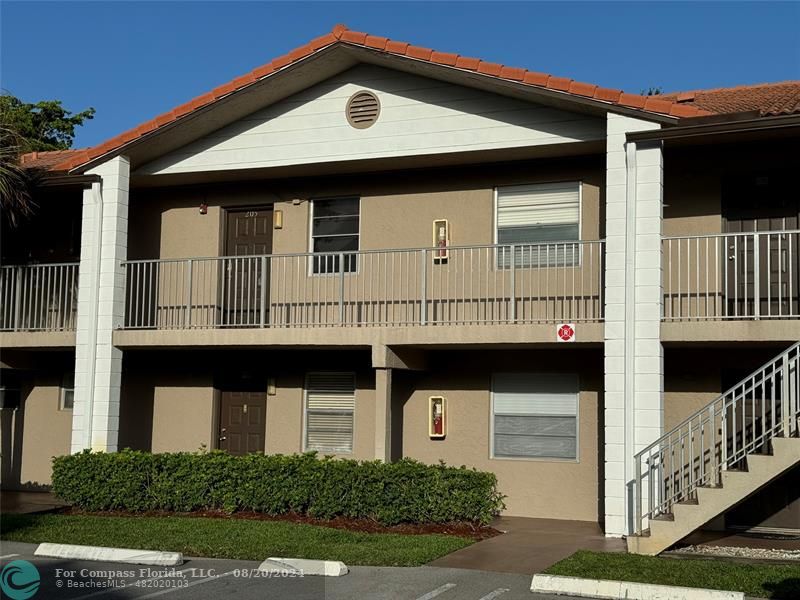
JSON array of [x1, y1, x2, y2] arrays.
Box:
[[0, 541, 573, 600]]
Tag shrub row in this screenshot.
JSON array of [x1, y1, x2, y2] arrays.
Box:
[[52, 450, 505, 525]]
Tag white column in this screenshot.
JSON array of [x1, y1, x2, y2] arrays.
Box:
[[604, 115, 664, 536], [374, 368, 392, 461], [71, 156, 130, 453]]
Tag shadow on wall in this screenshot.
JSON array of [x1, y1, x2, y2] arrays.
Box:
[[118, 371, 155, 451], [1, 401, 52, 492]]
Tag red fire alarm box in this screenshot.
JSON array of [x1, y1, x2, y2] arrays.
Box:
[[429, 396, 446, 438], [432, 219, 449, 263]]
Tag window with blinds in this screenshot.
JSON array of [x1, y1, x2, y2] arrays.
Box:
[[496, 182, 580, 268], [304, 372, 356, 454], [491, 373, 578, 460]]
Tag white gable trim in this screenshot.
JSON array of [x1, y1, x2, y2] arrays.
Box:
[[138, 65, 605, 176]]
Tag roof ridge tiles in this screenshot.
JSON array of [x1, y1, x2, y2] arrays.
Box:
[[52, 23, 769, 172]]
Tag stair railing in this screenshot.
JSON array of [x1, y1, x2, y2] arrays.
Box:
[[632, 342, 800, 535]]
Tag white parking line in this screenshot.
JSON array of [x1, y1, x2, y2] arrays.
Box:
[[72, 567, 195, 600], [0, 554, 20, 559], [477, 588, 510, 600], [415, 583, 456, 600], [137, 570, 235, 599]]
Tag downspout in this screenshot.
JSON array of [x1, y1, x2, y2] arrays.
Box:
[[623, 140, 638, 535], [83, 180, 103, 449]]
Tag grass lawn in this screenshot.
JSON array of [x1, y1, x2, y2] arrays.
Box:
[[1, 513, 472, 567], [544, 550, 800, 599]]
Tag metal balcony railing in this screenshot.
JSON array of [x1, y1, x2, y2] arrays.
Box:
[[0, 263, 80, 331], [632, 342, 800, 535], [663, 230, 800, 320], [121, 242, 605, 329]]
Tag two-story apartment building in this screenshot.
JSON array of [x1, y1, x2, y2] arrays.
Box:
[[2, 25, 798, 552]]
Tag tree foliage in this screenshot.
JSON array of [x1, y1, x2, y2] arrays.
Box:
[[0, 93, 95, 225], [0, 94, 95, 153]]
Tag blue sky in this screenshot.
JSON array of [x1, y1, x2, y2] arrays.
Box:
[[2, 1, 799, 148]]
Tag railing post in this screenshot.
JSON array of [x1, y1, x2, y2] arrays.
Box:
[[753, 232, 761, 320], [509, 244, 516, 323], [338, 253, 345, 325], [634, 453, 643, 535], [708, 405, 717, 483], [721, 409, 728, 469], [420, 249, 428, 325], [782, 353, 791, 437], [185, 259, 193, 328], [260, 256, 268, 328], [12, 266, 22, 331]]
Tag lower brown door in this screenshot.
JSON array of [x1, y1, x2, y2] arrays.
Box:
[[219, 391, 267, 455]]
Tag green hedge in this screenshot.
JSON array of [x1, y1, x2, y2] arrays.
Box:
[[52, 450, 505, 525]]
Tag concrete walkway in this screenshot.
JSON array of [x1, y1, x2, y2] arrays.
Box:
[[1, 490, 66, 514], [429, 516, 626, 575]]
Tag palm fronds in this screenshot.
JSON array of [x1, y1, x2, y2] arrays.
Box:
[[0, 126, 39, 226]]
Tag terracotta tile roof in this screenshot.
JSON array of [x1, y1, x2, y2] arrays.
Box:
[[18, 149, 86, 171], [659, 81, 800, 117], [33, 24, 763, 173]]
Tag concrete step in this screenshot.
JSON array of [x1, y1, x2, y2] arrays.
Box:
[[627, 437, 800, 556]]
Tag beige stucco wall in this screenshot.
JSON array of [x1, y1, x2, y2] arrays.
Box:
[[127, 159, 605, 332], [119, 352, 378, 461], [267, 370, 376, 459], [0, 371, 72, 488], [663, 345, 791, 431], [129, 157, 604, 261], [662, 139, 800, 238], [400, 350, 602, 521], [116, 347, 602, 521], [150, 377, 217, 453]]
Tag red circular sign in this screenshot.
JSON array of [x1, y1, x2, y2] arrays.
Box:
[[558, 324, 575, 341]]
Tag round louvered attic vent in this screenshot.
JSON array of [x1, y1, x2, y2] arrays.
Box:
[[346, 91, 380, 129]]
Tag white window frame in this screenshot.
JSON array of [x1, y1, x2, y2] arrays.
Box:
[[308, 196, 361, 276], [60, 373, 74, 411], [489, 373, 580, 463], [493, 181, 583, 269], [302, 371, 356, 455]]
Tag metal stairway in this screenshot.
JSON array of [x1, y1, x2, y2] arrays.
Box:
[[627, 342, 800, 555]]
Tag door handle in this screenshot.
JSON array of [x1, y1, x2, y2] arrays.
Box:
[[219, 436, 227, 442]]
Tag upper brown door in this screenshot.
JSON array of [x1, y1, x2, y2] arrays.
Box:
[[219, 391, 267, 455], [723, 169, 799, 317], [226, 208, 273, 256], [222, 208, 273, 326]]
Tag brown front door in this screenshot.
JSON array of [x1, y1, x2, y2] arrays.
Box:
[[219, 391, 267, 455], [222, 208, 273, 326], [723, 169, 799, 317]]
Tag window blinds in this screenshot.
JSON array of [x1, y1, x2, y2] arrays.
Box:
[[305, 372, 356, 453], [496, 183, 580, 267], [492, 373, 578, 460], [496, 182, 580, 229]]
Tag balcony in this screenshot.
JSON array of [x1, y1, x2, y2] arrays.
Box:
[[662, 230, 800, 321], [0, 263, 79, 332], [121, 242, 605, 331]]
